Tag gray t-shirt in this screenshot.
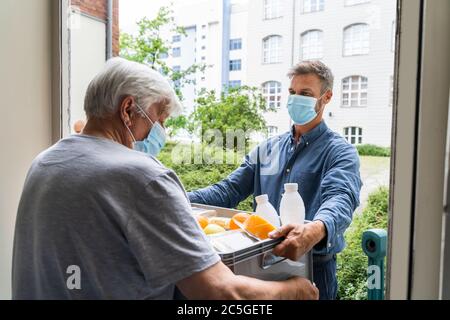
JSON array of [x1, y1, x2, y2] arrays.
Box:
[[12, 134, 220, 299]]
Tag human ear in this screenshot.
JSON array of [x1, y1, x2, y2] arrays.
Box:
[[120, 96, 134, 127], [324, 90, 333, 104]]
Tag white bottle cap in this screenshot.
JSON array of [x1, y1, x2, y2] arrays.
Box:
[[284, 183, 298, 192], [255, 194, 269, 204]]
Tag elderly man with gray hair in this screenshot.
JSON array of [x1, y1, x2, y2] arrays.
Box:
[[189, 60, 363, 300], [12, 57, 318, 300]]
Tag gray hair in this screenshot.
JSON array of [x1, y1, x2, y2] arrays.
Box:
[[287, 60, 334, 93], [84, 57, 182, 118]]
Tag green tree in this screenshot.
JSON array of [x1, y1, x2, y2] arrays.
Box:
[[188, 85, 275, 149], [119, 6, 208, 135]]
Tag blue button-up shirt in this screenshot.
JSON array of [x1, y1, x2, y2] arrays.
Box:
[[188, 121, 362, 255]]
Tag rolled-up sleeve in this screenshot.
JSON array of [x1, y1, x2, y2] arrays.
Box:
[[313, 145, 362, 254], [127, 171, 220, 288], [188, 153, 256, 208]]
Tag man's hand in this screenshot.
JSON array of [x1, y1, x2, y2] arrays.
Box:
[[292, 277, 319, 300], [268, 221, 326, 261]]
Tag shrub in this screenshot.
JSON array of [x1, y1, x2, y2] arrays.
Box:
[[356, 144, 391, 157], [337, 186, 389, 300], [158, 142, 254, 212]]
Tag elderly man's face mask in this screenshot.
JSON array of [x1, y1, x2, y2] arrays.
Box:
[[124, 103, 167, 157]]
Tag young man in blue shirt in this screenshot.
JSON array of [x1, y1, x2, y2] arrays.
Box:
[[189, 60, 362, 300]]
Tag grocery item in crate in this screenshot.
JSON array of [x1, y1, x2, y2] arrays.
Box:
[[280, 183, 305, 225], [229, 212, 251, 230], [203, 223, 226, 235], [208, 217, 231, 229], [255, 194, 281, 227], [208, 230, 256, 253], [232, 214, 277, 240]]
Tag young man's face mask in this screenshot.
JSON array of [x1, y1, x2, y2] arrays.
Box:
[[287, 93, 326, 125]]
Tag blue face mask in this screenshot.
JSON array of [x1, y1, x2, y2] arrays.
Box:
[[287, 94, 325, 125], [124, 103, 166, 157]]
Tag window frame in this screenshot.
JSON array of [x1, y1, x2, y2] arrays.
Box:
[[262, 35, 283, 64], [172, 35, 181, 43], [267, 125, 279, 137], [262, 81, 282, 109], [263, 0, 283, 20], [343, 23, 370, 56], [343, 126, 363, 145], [302, 0, 325, 14], [229, 80, 242, 88], [172, 47, 181, 57], [300, 29, 324, 60], [230, 38, 242, 51], [341, 75, 368, 107], [229, 59, 242, 71]]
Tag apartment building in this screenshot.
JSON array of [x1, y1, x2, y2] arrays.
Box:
[[149, 0, 396, 146]]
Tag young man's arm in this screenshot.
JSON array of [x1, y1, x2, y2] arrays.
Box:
[[177, 261, 318, 300], [188, 152, 256, 208]]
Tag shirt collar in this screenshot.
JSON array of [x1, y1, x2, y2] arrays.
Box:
[[290, 120, 328, 145]]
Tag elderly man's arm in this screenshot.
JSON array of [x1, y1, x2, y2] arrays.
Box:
[[177, 261, 318, 300], [188, 152, 256, 208], [270, 145, 362, 260]]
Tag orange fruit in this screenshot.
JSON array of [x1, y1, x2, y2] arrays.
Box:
[[229, 212, 251, 230], [243, 215, 276, 240], [196, 216, 209, 229]]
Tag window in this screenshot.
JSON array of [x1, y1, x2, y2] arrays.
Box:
[[172, 66, 181, 88], [229, 80, 241, 88], [201, 56, 206, 61], [172, 47, 181, 57], [202, 35, 206, 40], [159, 52, 168, 59], [303, 0, 324, 13], [345, 0, 370, 6], [343, 23, 370, 56], [268, 126, 279, 137], [301, 30, 324, 60], [342, 76, 368, 107], [262, 81, 282, 108], [262, 35, 282, 64], [264, 0, 283, 20], [230, 38, 242, 50], [229, 59, 241, 71], [201, 45, 206, 50], [172, 35, 181, 42], [344, 127, 363, 145]]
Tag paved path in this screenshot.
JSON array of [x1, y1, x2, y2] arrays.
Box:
[[356, 156, 391, 214]]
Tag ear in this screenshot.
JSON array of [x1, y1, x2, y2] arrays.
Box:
[[119, 96, 134, 127], [323, 90, 333, 105]]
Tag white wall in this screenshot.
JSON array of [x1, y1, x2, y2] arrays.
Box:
[[246, 0, 295, 134], [69, 13, 106, 132], [0, 0, 53, 299]]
